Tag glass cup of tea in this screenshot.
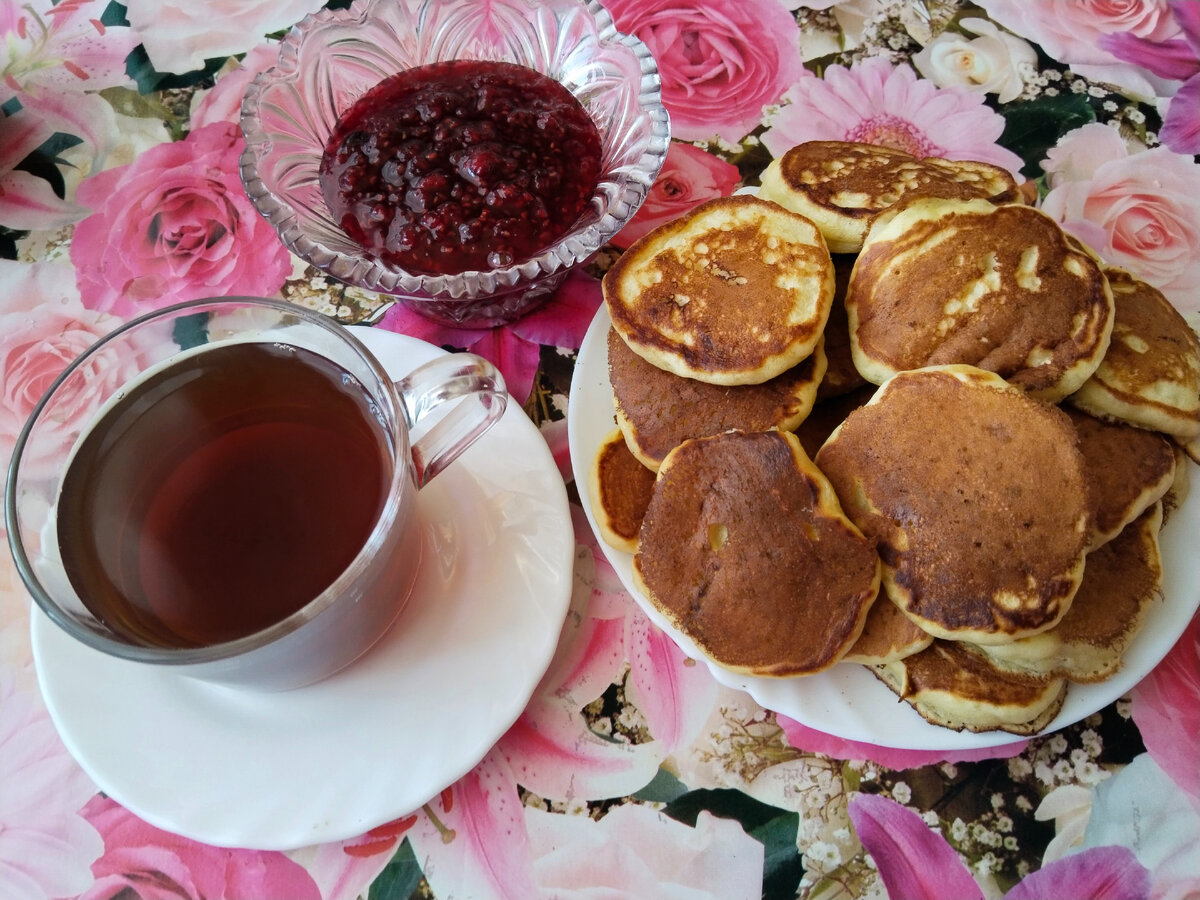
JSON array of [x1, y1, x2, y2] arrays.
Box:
[[6, 296, 507, 690]]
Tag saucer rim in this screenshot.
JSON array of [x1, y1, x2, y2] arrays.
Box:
[[32, 328, 574, 849]]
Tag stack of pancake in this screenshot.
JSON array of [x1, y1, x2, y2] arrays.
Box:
[[589, 139, 1199, 736]]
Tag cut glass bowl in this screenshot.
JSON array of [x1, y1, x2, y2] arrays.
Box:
[[240, 0, 669, 327]]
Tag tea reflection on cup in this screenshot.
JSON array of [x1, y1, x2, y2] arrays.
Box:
[[6, 296, 507, 690]]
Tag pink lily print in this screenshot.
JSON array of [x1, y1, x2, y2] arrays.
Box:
[[378, 267, 603, 405], [1131, 611, 1200, 808], [303, 774, 535, 900], [1, 0, 136, 103], [406, 754, 762, 900], [497, 505, 719, 802], [406, 753, 542, 899], [776, 713, 1028, 771], [0, 106, 84, 228], [849, 792, 1152, 900], [1, 0, 140, 199], [396, 549, 720, 900], [318, 497, 723, 900]]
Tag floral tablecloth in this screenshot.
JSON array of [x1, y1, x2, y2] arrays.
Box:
[[2, 1, 1199, 898]]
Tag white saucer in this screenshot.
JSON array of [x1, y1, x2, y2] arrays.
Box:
[[568, 305, 1200, 751], [33, 328, 573, 850]]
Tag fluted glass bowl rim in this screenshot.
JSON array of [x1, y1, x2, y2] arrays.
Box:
[[238, 0, 669, 307]]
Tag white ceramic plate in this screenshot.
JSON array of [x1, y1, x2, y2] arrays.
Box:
[[33, 328, 573, 849], [568, 305, 1200, 750]]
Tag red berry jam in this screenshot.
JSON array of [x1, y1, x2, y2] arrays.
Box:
[[320, 59, 603, 276]]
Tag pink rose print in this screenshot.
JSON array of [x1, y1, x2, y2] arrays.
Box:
[[189, 42, 282, 129], [973, 0, 1182, 99], [975, 0, 1180, 65], [121, 0, 325, 75], [1039, 120, 1131, 186], [0, 664, 103, 900], [1100, 0, 1200, 155], [0, 261, 130, 484], [1039, 123, 1200, 316], [599, 0, 805, 144], [78, 795, 321, 900], [611, 142, 741, 249], [762, 57, 1024, 178], [69, 121, 293, 317], [1, 552, 35, 669]]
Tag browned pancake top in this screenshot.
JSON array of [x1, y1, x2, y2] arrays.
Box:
[[603, 196, 833, 383], [1092, 268, 1200, 402], [816, 367, 1089, 639], [794, 384, 874, 460], [635, 430, 879, 676], [608, 327, 822, 466], [614, 219, 815, 361], [850, 202, 1113, 396], [845, 594, 931, 662], [900, 641, 1061, 704], [774, 141, 1020, 220], [592, 431, 656, 546], [1066, 407, 1176, 542], [1053, 504, 1162, 649]]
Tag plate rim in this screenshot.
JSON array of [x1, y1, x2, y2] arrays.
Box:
[[567, 303, 1200, 751], [32, 327, 574, 849]]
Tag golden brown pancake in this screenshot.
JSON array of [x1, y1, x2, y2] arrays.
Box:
[[758, 140, 1021, 253], [816, 253, 870, 400], [1177, 435, 1200, 466], [603, 195, 835, 385], [872, 640, 1068, 735], [608, 326, 825, 471], [968, 503, 1164, 684], [589, 428, 657, 553], [634, 430, 880, 677], [1162, 446, 1192, 526], [847, 198, 1114, 401], [815, 365, 1091, 645], [841, 594, 933, 665], [794, 384, 874, 461], [1066, 406, 1176, 548], [1068, 267, 1200, 440]]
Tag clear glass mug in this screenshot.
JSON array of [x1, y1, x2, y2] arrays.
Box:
[[5, 297, 507, 690]]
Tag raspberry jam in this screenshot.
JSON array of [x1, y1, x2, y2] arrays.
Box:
[[320, 59, 602, 276]]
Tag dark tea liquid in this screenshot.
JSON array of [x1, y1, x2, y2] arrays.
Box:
[[57, 342, 393, 648]]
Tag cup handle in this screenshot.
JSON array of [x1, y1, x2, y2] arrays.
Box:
[[394, 354, 508, 487]]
